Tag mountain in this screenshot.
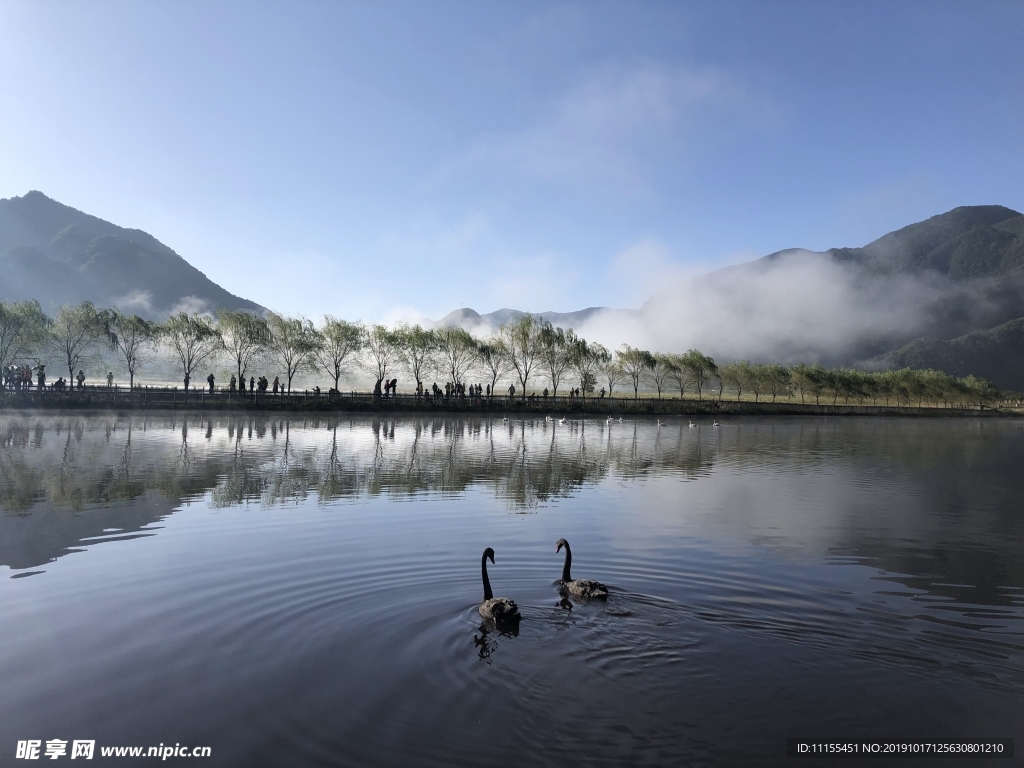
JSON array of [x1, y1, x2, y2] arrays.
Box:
[[0, 191, 263, 318], [827, 205, 1024, 279], [871, 317, 1024, 391], [440, 205, 1024, 387], [434, 306, 618, 333]]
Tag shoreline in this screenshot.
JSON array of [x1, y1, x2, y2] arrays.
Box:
[[0, 389, 1017, 418]]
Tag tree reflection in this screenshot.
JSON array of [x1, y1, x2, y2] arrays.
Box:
[[1, 414, 1022, 606]]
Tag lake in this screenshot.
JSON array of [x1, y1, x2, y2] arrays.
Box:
[[1, 413, 1021, 766]]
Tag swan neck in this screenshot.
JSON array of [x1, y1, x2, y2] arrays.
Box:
[[561, 545, 572, 582], [481, 554, 493, 601]]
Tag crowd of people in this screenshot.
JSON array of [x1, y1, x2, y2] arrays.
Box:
[[224, 374, 281, 394], [2, 365, 122, 393], [2, 365, 36, 390]]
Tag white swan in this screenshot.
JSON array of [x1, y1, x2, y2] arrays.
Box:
[[478, 548, 521, 622], [688, 421, 696, 428], [556, 539, 608, 599], [559, 417, 567, 424], [713, 420, 720, 427]]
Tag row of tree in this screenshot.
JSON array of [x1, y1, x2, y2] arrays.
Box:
[[0, 300, 1001, 406]]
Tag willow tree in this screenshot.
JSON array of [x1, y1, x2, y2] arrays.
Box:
[[680, 349, 717, 401], [314, 316, 365, 392], [496, 314, 543, 398], [51, 302, 114, 381], [435, 326, 478, 388], [0, 300, 50, 371], [762, 363, 790, 403], [477, 338, 513, 396], [617, 345, 655, 399], [647, 353, 676, 398], [666, 354, 688, 399], [538, 322, 571, 396], [805, 363, 827, 405], [108, 310, 159, 388], [395, 323, 436, 392], [602, 358, 624, 396], [568, 334, 609, 400], [361, 324, 400, 387], [162, 313, 222, 389], [720, 360, 753, 401], [218, 310, 271, 384], [268, 313, 320, 393]]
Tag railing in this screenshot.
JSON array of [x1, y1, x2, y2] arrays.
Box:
[[0, 384, 1004, 415]]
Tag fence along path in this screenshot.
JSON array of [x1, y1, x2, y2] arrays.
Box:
[[0, 385, 1009, 416]]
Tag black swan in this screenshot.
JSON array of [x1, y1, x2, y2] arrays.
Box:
[[478, 547, 521, 622], [556, 538, 608, 599]]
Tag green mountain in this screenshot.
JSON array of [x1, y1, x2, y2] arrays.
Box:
[[0, 191, 263, 318], [872, 317, 1024, 391], [827, 204, 1024, 279]]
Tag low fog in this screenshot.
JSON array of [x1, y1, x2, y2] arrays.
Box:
[[448, 250, 1024, 367]]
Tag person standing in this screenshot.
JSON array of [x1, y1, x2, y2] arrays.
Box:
[[106, 372, 114, 388], [207, 373, 215, 393], [76, 370, 86, 390]]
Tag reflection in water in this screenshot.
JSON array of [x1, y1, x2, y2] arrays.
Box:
[[1, 412, 1022, 766], [474, 621, 520, 665], [2, 413, 1021, 606]]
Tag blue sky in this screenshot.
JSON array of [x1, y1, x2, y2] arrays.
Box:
[[1, 1, 1021, 321]]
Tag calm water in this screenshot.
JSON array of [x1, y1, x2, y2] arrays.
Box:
[[1, 413, 1022, 767]]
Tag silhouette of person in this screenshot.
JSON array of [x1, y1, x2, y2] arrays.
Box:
[[76, 370, 86, 390], [207, 373, 215, 393]]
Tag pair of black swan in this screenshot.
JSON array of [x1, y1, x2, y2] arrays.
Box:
[[479, 538, 609, 622]]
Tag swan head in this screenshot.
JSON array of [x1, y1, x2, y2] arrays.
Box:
[[483, 547, 495, 564], [556, 538, 568, 553]]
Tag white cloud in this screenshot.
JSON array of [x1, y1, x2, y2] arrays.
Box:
[[566, 250, 954, 364], [168, 295, 212, 317], [608, 238, 723, 306], [111, 289, 154, 315], [453, 62, 764, 193]]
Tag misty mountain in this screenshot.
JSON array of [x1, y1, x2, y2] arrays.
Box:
[[640, 205, 1024, 361], [871, 317, 1024, 392], [435, 306, 621, 333], [440, 205, 1024, 387], [0, 191, 263, 318]]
